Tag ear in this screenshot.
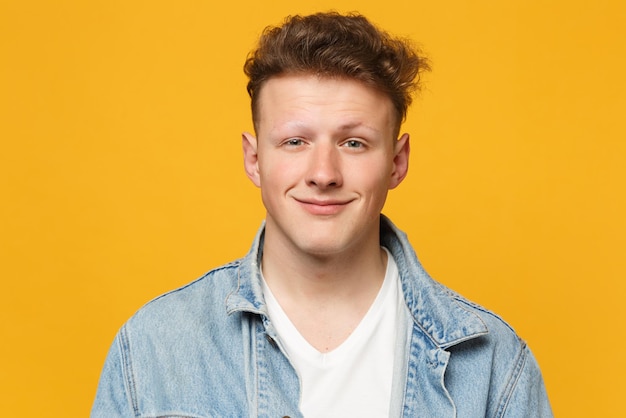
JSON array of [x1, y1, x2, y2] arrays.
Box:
[[389, 133, 410, 189], [242, 132, 261, 187]]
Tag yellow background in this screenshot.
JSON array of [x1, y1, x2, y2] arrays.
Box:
[[1, 0, 624, 416]]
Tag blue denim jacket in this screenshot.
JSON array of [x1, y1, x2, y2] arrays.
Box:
[[92, 216, 552, 417]]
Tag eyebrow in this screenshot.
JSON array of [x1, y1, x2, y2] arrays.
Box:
[[335, 121, 381, 134], [268, 120, 381, 137]]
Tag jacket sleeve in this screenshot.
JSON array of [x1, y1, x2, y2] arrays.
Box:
[[91, 332, 135, 417], [500, 345, 553, 418]]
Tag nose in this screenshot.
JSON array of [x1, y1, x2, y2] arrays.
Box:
[[305, 143, 342, 189]]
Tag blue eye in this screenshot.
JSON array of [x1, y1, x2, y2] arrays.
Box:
[[344, 140, 363, 148]]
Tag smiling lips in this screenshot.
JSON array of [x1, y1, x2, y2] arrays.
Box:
[[295, 198, 352, 216]]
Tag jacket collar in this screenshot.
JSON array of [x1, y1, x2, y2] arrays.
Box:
[[226, 215, 488, 348], [225, 223, 267, 316], [379, 215, 488, 348]]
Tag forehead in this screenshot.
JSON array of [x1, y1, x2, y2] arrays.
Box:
[[255, 74, 397, 134]]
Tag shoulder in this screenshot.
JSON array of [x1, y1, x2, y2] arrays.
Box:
[[94, 259, 257, 416], [125, 259, 242, 335], [440, 288, 551, 416], [424, 282, 528, 385], [450, 288, 520, 344], [440, 285, 525, 359], [111, 259, 248, 379]]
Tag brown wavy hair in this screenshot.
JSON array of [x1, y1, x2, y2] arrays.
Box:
[[244, 12, 430, 133]]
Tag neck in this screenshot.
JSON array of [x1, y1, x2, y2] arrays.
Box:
[[260, 218, 389, 352], [261, 223, 387, 305]]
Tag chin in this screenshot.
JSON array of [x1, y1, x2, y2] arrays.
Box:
[[294, 237, 358, 258]]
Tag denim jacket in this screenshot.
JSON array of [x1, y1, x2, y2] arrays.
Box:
[[92, 216, 552, 417]]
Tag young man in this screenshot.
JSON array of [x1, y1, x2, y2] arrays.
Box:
[[92, 12, 552, 417]]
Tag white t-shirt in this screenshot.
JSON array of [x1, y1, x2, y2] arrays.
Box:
[[261, 249, 400, 418]]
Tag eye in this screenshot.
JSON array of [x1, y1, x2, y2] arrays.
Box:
[[284, 138, 304, 146], [343, 139, 364, 148]]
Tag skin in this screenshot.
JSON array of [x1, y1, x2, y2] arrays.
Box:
[[242, 74, 410, 352]]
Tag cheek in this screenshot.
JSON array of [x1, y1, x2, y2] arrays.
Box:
[[351, 158, 393, 187], [258, 156, 301, 188]]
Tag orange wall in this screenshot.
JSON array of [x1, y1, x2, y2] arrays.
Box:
[[1, 1, 624, 416]]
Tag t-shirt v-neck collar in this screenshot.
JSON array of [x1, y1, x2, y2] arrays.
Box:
[[261, 247, 399, 368]]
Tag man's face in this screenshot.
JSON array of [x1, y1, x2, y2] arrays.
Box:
[[242, 74, 409, 258]]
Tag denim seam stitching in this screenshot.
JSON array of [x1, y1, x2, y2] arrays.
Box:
[[495, 341, 528, 418], [145, 261, 241, 308], [451, 294, 517, 335], [119, 325, 140, 416]]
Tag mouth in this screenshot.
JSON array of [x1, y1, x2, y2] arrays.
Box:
[[294, 198, 351, 216]]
